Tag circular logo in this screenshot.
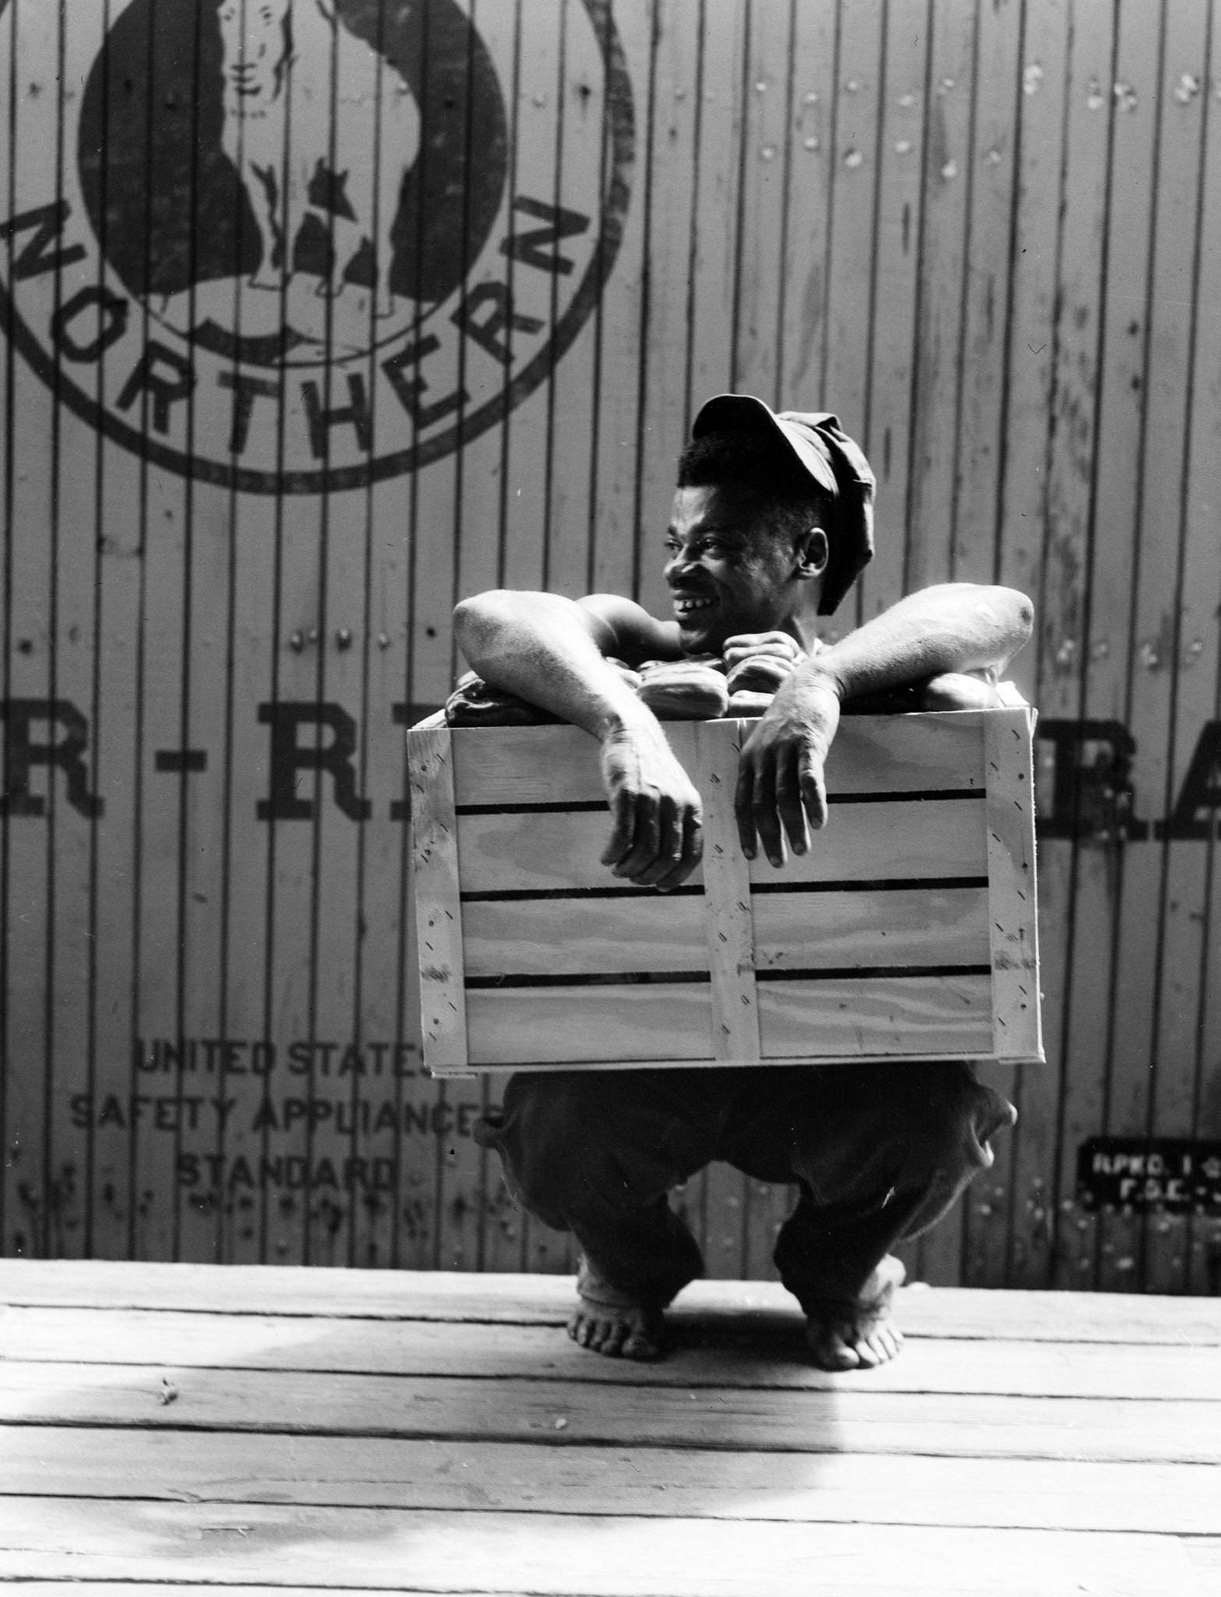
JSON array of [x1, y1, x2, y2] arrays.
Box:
[[0, 0, 634, 493]]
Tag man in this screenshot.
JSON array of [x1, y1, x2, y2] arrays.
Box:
[[453, 395, 1031, 1370]]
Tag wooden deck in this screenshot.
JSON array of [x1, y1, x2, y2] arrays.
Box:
[[0, 1262, 1217, 1595]]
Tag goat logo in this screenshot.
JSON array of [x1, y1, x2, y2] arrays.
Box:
[[0, 0, 634, 493]]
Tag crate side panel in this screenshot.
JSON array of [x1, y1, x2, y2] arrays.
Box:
[[758, 974, 996, 1060], [465, 983, 713, 1066], [752, 887, 991, 971]]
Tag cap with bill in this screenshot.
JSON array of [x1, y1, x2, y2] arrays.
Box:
[[691, 393, 875, 614]]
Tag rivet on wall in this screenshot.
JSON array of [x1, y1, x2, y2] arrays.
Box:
[[895, 139, 913, 156], [1174, 73, 1201, 105], [1114, 81, 1138, 112], [941, 159, 958, 181], [1023, 62, 1043, 96], [844, 148, 863, 169], [803, 136, 820, 152], [1086, 79, 1105, 111]]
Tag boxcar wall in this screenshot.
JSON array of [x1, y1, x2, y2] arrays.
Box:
[[1, 0, 1218, 1291]]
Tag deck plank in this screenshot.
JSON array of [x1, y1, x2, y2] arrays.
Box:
[[5, 1428, 1219, 1534], [5, 1307, 1219, 1399], [0, 1500, 1211, 1596], [2, 1263, 1217, 1344], [1, 1364, 1215, 1463]]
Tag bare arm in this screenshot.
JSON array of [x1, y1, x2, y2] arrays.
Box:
[[735, 583, 1034, 863], [453, 590, 702, 887]]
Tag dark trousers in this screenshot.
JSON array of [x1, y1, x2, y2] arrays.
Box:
[[477, 1062, 1016, 1312]]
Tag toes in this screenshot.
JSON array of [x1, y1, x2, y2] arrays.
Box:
[[808, 1330, 861, 1371]]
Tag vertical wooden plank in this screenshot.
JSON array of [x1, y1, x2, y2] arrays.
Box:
[[984, 709, 1041, 1063], [0, 0, 58, 1257], [904, 0, 975, 596], [779, 0, 836, 406], [953, 0, 1022, 589], [991, 0, 1114, 1293], [696, 720, 759, 1063], [1046, 0, 1161, 1294], [899, 0, 978, 1287], [540, 0, 601, 605], [43, 3, 114, 1261], [171, 0, 235, 1265], [439, 0, 523, 1275], [0, 0, 13, 1256], [1183, 7, 1221, 1297], [953, 0, 1026, 1286], [1098, 0, 1208, 1295], [80, 0, 144, 1261], [632, 0, 702, 624], [408, 728, 468, 1077], [820, 0, 883, 638], [1141, 0, 1214, 1296], [858, 0, 929, 624], [587, 0, 646, 604], [985, 0, 1070, 1293]]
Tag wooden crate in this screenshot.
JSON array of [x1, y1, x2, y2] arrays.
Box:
[[407, 710, 1042, 1077]]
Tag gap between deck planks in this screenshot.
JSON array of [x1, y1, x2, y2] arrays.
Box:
[[0, 1264, 1217, 1596]]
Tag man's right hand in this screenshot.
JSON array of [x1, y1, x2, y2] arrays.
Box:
[[598, 723, 703, 889]]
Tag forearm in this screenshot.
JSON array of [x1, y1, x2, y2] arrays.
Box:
[[453, 589, 656, 740], [808, 584, 1033, 701]]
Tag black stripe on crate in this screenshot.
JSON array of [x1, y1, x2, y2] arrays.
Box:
[[465, 964, 991, 991], [461, 885, 705, 902], [750, 876, 989, 894], [455, 791, 983, 816], [456, 800, 608, 815], [822, 788, 985, 804], [465, 971, 711, 989], [754, 964, 992, 982]]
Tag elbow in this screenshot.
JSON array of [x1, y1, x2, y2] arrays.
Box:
[[453, 589, 513, 662], [998, 586, 1035, 651]]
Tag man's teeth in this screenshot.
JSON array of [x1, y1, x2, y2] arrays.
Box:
[[675, 597, 715, 614]]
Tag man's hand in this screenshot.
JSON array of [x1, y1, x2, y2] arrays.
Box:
[[734, 671, 841, 865], [599, 723, 704, 889], [722, 631, 804, 695]]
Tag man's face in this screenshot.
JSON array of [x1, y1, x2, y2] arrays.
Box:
[[664, 483, 809, 654]]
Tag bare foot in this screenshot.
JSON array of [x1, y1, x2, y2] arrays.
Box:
[[567, 1258, 666, 1360], [804, 1254, 906, 1372]]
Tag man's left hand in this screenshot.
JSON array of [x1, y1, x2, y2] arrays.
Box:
[[734, 670, 841, 866], [722, 631, 804, 695]]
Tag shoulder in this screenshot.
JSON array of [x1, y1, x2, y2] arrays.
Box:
[[577, 593, 683, 667]]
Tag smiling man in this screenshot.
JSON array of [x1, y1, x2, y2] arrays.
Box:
[[452, 394, 1031, 1368]]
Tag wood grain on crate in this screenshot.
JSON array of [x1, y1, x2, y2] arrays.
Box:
[[408, 710, 1041, 1074]]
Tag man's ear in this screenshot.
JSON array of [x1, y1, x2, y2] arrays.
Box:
[[793, 526, 829, 581]]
